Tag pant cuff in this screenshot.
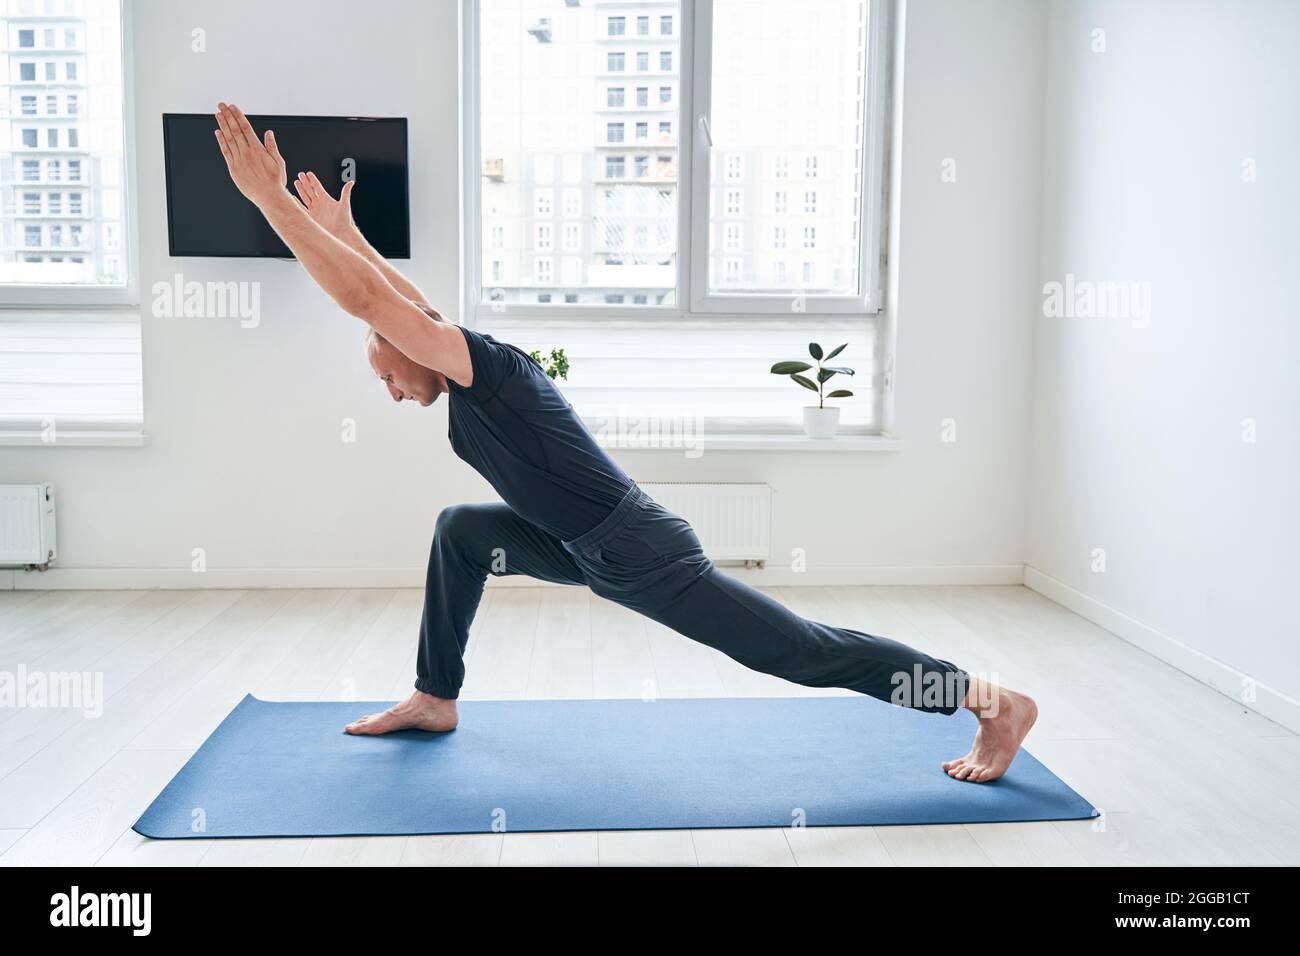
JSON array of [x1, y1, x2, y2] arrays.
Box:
[[414, 677, 461, 700]]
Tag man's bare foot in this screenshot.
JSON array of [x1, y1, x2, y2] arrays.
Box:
[[344, 690, 458, 735], [943, 679, 1038, 783]]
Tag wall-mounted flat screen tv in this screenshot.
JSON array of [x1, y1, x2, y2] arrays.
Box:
[[163, 113, 409, 258]]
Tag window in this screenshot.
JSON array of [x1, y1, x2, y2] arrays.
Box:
[[2, 0, 131, 304], [0, 0, 140, 445], [468, 0, 889, 433], [562, 222, 581, 252], [702, 0, 876, 302], [534, 188, 552, 215]]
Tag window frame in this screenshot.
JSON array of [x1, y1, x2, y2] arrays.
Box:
[[0, 0, 139, 309], [460, 0, 890, 324]]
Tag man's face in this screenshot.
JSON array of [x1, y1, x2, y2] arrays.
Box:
[[366, 334, 447, 406]]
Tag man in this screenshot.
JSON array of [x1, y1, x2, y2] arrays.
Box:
[[214, 103, 1037, 783]]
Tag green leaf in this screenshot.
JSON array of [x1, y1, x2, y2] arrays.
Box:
[[816, 367, 838, 383], [824, 343, 848, 361], [808, 342, 823, 360], [826, 389, 854, 398], [821, 366, 855, 376], [790, 373, 819, 392], [770, 361, 814, 375]]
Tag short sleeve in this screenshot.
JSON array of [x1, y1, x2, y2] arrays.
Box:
[[455, 326, 525, 401]]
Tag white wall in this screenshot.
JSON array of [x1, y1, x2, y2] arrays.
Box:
[[0, 0, 1048, 586], [1027, 0, 1300, 703]]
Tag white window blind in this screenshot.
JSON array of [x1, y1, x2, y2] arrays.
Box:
[[489, 316, 877, 434], [0, 312, 142, 442]]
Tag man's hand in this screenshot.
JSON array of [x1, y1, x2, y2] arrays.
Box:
[[293, 171, 356, 240], [214, 102, 287, 209]]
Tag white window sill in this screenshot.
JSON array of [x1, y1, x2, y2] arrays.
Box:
[[0, 429, 148, 448], [597, 432, 902, 453]]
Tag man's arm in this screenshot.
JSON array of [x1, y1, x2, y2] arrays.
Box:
[[292, 171, 436, 313], [213, 103, 468, 381]]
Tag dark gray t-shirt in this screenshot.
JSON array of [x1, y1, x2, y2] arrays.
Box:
[[446, 326, 634, 542]]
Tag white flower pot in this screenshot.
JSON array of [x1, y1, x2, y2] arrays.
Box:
[[802, 405, 840, 439]]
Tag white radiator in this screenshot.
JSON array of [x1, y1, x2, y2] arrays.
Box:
[[638, 482, 772, 565], [0, 484, 57, 569]]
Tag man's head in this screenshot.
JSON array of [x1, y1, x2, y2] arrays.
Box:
[[364, 306, 447, 406]]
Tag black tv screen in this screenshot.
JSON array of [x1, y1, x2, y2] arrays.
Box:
[[163, 113, 409, 258]]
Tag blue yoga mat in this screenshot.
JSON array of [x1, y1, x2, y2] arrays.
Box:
[[134, 694, 1095, 838]]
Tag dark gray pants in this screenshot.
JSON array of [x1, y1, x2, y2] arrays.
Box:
[[416, 486, 968, 713]]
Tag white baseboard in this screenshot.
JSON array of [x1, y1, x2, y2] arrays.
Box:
[[1024, 565, 1300, 735], [0, 563, 1027, 591]]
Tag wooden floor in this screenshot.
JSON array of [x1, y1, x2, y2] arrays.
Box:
[[0, 583, 1296, 866]]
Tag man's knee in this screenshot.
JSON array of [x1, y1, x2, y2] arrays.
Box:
[[435, 503, 489, 545]]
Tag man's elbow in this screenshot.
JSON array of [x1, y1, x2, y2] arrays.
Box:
[[339, 277, 386, 322]]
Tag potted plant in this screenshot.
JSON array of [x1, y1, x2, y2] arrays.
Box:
[[527, 347, 570, 381], [770, 343, 854, 439]]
